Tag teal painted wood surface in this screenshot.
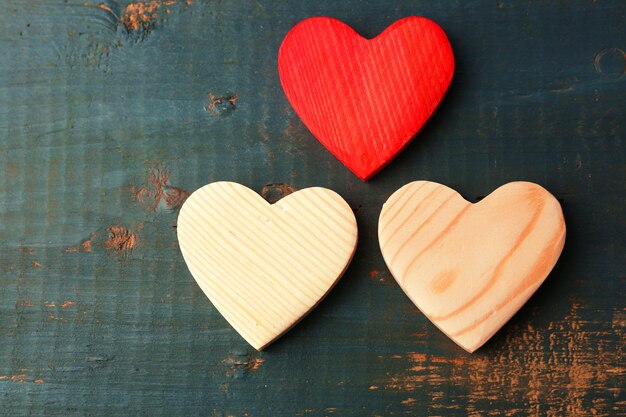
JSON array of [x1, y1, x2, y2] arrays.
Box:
[[0, 0, 624, 415]]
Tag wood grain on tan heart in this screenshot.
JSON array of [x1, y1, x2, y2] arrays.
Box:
[[379, 181, 565, 352], [177, 182, 357, 350]]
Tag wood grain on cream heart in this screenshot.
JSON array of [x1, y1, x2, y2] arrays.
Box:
[[177, 182, 358, 350], [278, 16, 454, 181], [378, 181, 566, 352]]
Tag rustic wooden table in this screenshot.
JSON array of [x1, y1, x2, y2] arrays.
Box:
[[1, 1, 624, 416]]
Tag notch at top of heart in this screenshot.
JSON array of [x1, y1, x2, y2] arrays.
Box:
[[278, 16, 455, 181], [177, 182, 358, 350], [378, 181, 566, 353]]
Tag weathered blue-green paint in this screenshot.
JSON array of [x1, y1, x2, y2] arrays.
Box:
[[0, 0, 624, 415]]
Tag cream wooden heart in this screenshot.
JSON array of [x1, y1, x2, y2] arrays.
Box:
[[177, 182, 358, 350], [378, 181, 566, 352]]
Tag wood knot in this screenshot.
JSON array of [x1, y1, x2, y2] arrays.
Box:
[[261, 183, 296, 203]]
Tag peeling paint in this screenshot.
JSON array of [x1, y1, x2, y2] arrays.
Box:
[[206, 92, 238, 116], [381, 302, 625, 415], [48, 315, 68, 323], [83, 0, 192, 37], [0, 372, 45, 385], [16, 299, 34, 307], [222, 353, 265, 376], [19, 247, 34, 255], [121, 0, 176, 32], [134, 166, 189, 211], [65, 227, 137, 255], [104, 226, 137, 253], [0, 374, 28, 383]]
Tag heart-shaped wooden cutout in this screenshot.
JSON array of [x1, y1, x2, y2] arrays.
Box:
[[177, 182, 358, 350], [278, 16, 454, 181], [379, 181, 566, 352]]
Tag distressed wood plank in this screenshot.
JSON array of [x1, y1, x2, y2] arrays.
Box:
[[0, 0, 624, 416]]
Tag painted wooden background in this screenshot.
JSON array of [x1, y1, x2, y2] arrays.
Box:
[[1, 1, 624, 415]]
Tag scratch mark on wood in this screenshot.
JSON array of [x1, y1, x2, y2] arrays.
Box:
[[594, 47, 626, 79], [86, 355, 115, 363], [83, 2, 119, 18]]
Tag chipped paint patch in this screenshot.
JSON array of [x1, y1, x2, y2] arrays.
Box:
[[206, 92, 239, 116], [16, 299, 34, 307], [0, 368, 46, 384], [121, 0, 175, 32], [104, 226, 137, 253], [84, 0, 192, 38], [19, 247, 34, 255], [222, 353, 265, 377], [65, 227, 138, 255], [369, 269, 393, 285], [381, 302, 625, 415], [47, 315, 68, 323], [82, 239, 93, 252], [133, 166, 189, 211], [0, 374, 28, 383]]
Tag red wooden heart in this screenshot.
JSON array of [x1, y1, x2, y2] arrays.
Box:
[[278, 17, 454, 180]]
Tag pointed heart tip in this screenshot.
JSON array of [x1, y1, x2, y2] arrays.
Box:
[[379, 181, 565, 353], [178, 182, 358, 352], [279, 16, 454, 180]]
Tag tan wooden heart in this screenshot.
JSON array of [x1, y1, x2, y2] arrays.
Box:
[[177, 182, 358, 350], [378, 181, 565, 352]]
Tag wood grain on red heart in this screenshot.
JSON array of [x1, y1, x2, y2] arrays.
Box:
[[378, 181, 566, 352], [278, 17, 454, 180]]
